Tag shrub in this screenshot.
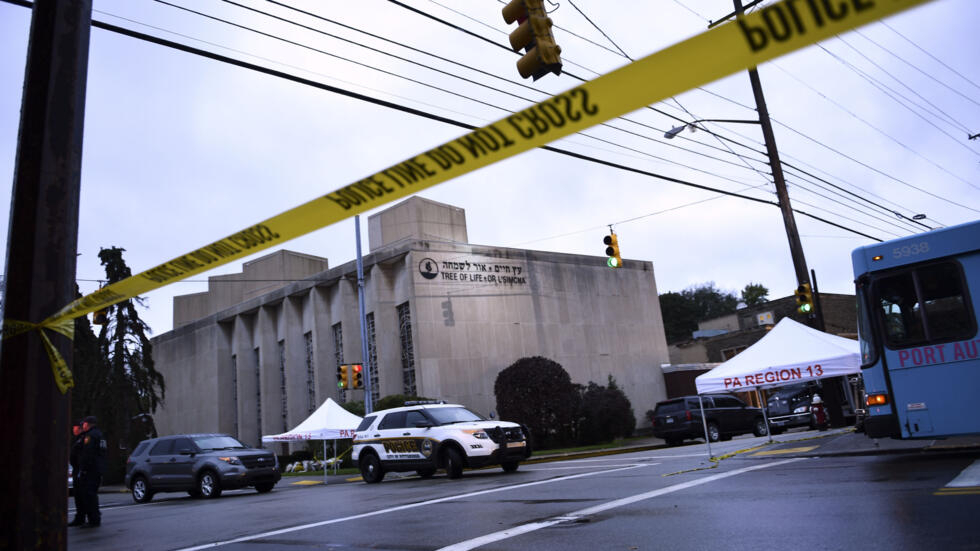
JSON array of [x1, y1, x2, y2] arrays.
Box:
[[575, 376, 635, 445], [494, 356, 580, 448]]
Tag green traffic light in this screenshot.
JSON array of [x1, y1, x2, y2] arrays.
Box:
[[337, 381, 346, 389], [798, 303, 812, 313], [607, 257, 619, 268]]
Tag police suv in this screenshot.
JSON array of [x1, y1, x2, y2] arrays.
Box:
[[352, 402, 530, 483]]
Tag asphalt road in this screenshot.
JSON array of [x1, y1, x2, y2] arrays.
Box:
[[67, 436, 980, 551]]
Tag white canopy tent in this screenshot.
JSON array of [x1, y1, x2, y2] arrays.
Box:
[[694, 317, 861, 455], [262, 398, 363, 483]]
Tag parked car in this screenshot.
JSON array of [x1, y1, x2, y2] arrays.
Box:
[[651, 394, 768, 445], [352, 401, 530, 483], [124, 434, 280, 503], [68, 464, 73, 496]]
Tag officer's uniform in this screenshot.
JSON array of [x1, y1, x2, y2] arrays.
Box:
[[76, 417, 106, 527], [68, 424, 86, 526]]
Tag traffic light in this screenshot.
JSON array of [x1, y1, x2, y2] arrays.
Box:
[[338, 364, 349, 389], [501, 0, 562, 80], [92, 307, 108, 325], [351, 363, 364, 389], [603, 233, 622, 268], [795, 283, 814, 314]]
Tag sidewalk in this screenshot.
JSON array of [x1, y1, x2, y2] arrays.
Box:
[[98, 429, 980, 493]]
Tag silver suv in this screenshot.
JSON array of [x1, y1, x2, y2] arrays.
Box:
[[352, 402, 530, 483], [124, 434, 280, 503]]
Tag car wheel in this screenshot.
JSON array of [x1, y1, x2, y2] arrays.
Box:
[[198, 470, 222, 499], [501, 461, 519, 473], [132, 475, 153, 504], [753, 418, 768, 437], [416, 468, 436, 479], [706, 422, 721, 442], [255, 482, 275, 493], [443, 447, 464, 479], [359, 452, 385, 484]]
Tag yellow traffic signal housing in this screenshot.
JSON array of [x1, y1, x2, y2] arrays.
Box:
[[502, 0, 562, 80], [351, 364, 364, 389], [92, 308, 108, 325], [603, 233, 622, 268], [795, 283, 814, 314], [338, 364, 349, 389]]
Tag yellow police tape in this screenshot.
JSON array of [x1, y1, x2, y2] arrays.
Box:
[[3, 0, 932, 393]]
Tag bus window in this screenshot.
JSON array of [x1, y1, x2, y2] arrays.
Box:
[[919, 263, 972, 341], [876, 273, 924, 347], [874, 261, 975, 348], [856, 279, 878, 367]]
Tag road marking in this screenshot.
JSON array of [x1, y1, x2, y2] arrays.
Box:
[[933, 459, 980, 495], [550, 454, 706, 462], [750, 446, 818, 456], [524, 463, 660, 471], [174, 464, 648, 551], [437, 458, 803, 551], [946, 459, 980, 487], [934, 487, 980, 496]]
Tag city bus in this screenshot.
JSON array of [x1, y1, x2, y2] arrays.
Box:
[[852, 219, 980, 439]]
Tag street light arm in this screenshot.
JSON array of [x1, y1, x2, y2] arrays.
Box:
[[663, 118, 761, 139]]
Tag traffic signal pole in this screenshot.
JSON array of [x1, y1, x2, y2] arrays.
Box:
[[0, 1, 92, 548], [354, 216, 373, 414]]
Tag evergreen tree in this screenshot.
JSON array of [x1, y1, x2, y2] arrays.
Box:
[[82, 247, 166, 480]]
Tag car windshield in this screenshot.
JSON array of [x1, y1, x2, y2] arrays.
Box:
[[427, 407, 486, 425], [192, 435, 248, 450], [768, 384, 808, 400]]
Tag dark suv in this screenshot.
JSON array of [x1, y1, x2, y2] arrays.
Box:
[[124, 434, 280, 503], [651, 394, 768, 445]]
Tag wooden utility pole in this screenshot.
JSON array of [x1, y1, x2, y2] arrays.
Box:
[[729, 0, 845, 426], [732, 0, 812, 293], [0, 1, 92, 548]]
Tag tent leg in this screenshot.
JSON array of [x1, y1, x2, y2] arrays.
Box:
[[323, 440, 328, 485], [757, 388, 773, 443], [698, 394, 713, 459]]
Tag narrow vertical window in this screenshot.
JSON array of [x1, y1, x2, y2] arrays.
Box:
[[367, 312, 379, 403], [305, 331, 316, 413], [332, 322, 345, 403], [397, 302, 416, 396], [279, 340, 287, 432], [254, 348, 262, 446], [231, 354, 239, 438]]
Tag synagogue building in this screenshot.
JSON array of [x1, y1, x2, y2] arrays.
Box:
[[151, 197, 671, 447]]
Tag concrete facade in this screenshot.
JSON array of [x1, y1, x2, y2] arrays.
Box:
[[152, 197, 671, 447]]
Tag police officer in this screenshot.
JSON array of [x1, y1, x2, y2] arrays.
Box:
[[68, 421, 86, 526], [75, 415, 106, 528]]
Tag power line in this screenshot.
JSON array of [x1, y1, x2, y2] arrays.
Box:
[[203, 0, 773, 186], [880, 20, 980, 94], [850, 28, 980, 111], [835, 34, 973, 134], [816, 42, 980, 162], [0, 0, 892, 244]]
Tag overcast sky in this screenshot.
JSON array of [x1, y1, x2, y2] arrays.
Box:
[[1, 0, 978, 337]]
